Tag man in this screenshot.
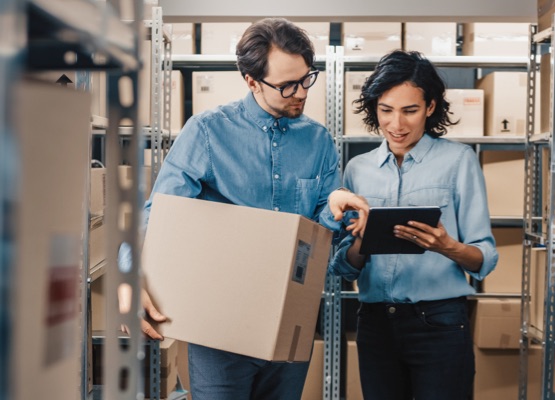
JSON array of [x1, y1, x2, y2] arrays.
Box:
[[135, 18, 367, 399]]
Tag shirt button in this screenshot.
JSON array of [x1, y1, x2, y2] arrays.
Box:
[[274, 121, 278, 127], [274, 207, 279, 211], [263, 126, 268, 131], [282, 128, 286, 132], [274, 174, 280, 179], [273, 142, 277, 147], [388, 306, 396, 314]]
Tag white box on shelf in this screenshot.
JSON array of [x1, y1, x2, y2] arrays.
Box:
[[444, 89, 484, 137], [342, 22, 402, 56], [404, 23, 457, 56]]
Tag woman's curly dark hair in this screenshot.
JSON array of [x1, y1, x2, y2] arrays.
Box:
[[353, 50, 457, 137]]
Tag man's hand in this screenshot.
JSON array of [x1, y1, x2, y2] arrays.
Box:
[[121, 287, 167, 340], [328, 189, 369, 237]]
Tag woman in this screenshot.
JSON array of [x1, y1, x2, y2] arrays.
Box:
[[324, 50, 498, 399]]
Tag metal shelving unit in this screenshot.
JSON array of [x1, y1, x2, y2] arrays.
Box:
[[0, 1, 146, 399], [519, 20, 555, 400]]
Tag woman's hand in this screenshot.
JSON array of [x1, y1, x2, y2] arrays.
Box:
[[328, 189, 369, 237]]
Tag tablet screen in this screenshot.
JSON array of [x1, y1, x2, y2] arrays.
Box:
[[359, 206, 442, 255]]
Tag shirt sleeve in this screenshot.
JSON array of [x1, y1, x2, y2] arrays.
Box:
[[313, 133, 341, 221], [455, 147, 499, 280]]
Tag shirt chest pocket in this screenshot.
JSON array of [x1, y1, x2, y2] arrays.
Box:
[[405, 188, 450, 209], [295, 178, 319, 218]]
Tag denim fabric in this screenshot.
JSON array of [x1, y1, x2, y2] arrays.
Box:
[[320, 134, 498, 303], [144, 92, 340, 224], [188, 343, 310, 400], [356, 297, 474, 400]]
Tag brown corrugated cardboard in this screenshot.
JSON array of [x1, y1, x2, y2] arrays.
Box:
[[472, 299, 521, 349], [90, 167, 106, 217], [482, 150, 524, 217], [404, 23, 457, 56], [200, 22, 251, 54], [482, 228, 523, 293], [89, 216, 106, 271], [346, 332, 364, 400], [301, 336, 324, 400], [171, 23, 195, 55], [191, 71, 247, 115], [170, 70, 185, 133], [342, 23, 402, 56], [344, 71, 373, 136], [296, 22, 330, 56], [176, 341, 191, 396], [540, 52, 551, 135], [473, 344, 542, 400], [462, 23, 529, 57], [444, 89, 484, 137], [476, 71, 540, 136], [530, 247, 547, 332], [145, 338, 179, 398], [142, 194, 332, 361], [13, 79, 90, 400], [303, 71, 327, 126], [538, 0, 555, 31]]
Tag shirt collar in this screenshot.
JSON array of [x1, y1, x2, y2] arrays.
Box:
[[242, 92, 290, 133], [377, 133, 435, 167]]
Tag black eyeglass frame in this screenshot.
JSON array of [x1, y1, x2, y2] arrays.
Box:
[[259, 68, 320, 99]]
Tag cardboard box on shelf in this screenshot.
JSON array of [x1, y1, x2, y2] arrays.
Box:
[[344, 71, 373, 136], [200, 22, 251, 54], [481, 150, 524, 217], [444, 89, 484, 137], [296, 22, 330, 56], [472, 299, 521, 349], [145, 338, 179, 398], [191, 70, 248, 115], [89, 216, 106, 271], [171, 70, 185, 134], [476, 71, 540, 136], [538, 0, 555, 32], [473, 344, 542, 400], [346, 332, 364, 400], [13, 79, 90, 400], [482, 228, 523, 293], [304, 70, 327, 125], [540, 52, 551, 135], [530, 247, 547, 332], [171, 23, 195, 55], [90, 167, 106, 217], [342, 22, 402, 56], [404, 23, 457, 56], [91, 274, 105, 332], [462, 23, 530, 57], [142, 194, 332, 362], [301, 336, 324, 400], [176, 341, 191, 395], [542, 146, 551, 234]]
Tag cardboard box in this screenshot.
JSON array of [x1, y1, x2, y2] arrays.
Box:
[[301, 337, 324, 400], [13, 79, 90, 400], [304, 70, 327, 126], [90, 167, 106, 217], [473, 344, 542, 400], [482, 150, 525, 217], [171, 23, 195, 55], [404, 23, 457, 56], [200, 22, 251, 54], [472, 299, 521, 349], [462, 23, 530, 57], [542, 146, 551, 234], [482, 228, 523, 293], [444, 89, 484, 137], [346, 332, 364, 400], [540, 52, 551, 135], [344, 71, 373, 136], [170, 70, 185, 133], [91, 274, 106, 332], [538, 0, 555, 32], [476, 71, 540, 136], [142, 194, 332, 361], [296, 22, 330, 56], [89, 216, 106, 271], [176, 341, 191, 395], [145, 338, 179, 398], [342, 22, 402, 56], [530, 247, 547, 332], [192, 71, 248, 115]]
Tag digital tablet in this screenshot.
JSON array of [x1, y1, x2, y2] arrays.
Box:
[[359, 206, 442, 255]]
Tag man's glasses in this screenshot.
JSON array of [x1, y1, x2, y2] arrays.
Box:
[[259, 69, 319, 98]]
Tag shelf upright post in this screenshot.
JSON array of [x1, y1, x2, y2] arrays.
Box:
[[0, 1, 24, 399], [519, 21, 539, 400], [541, 15, 555, 399], [162, 22, 172, 159], [102, 0, 145, 399], [149, 6, 164, 183], [323, 44, 341, 400]]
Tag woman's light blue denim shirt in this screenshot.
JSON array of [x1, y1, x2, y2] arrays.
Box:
[[319, 134, 498, 303]]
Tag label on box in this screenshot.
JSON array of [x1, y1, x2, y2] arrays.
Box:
[[44, 234, 80, 366], [292, 240, 311, 284], [496, 116, 516, 134]]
